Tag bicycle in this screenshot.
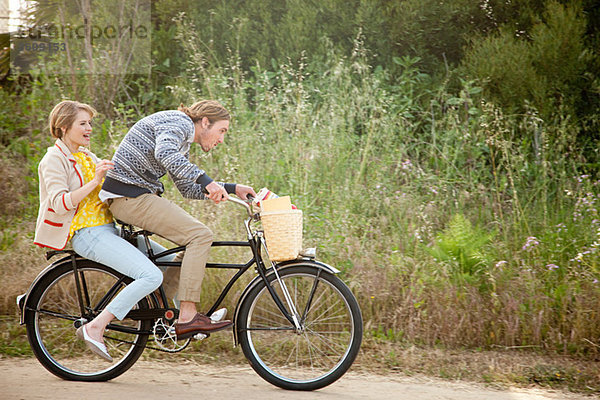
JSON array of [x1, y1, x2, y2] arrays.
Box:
[[18, 197, 363, 391]]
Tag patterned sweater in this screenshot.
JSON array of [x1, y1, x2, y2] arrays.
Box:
[[102, 110, 234, 199]]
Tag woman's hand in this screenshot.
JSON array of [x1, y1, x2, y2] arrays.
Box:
[[92, 160, 114, 185], [69, 159, 114, 206]]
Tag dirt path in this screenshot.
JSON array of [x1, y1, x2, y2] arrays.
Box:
[[1, 358, 593, 400]]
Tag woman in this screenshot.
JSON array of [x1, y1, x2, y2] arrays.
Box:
[[34, 100, 167, 362]]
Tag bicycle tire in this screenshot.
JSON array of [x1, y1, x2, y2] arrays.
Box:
[[236, 264, 362, 390], [24, 259, 151, 381]]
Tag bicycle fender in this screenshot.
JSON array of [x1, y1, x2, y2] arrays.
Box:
[[232, 259, 340, 346], [276, 259, 340, 274], [19, 255, 85, 325]]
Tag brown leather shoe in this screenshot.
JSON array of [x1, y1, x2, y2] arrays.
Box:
[[174, 313, 233, 339]]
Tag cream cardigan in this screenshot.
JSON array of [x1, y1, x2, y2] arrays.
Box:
[[34, 139, 100, 250]]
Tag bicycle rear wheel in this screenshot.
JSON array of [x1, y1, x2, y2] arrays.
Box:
[[25, 259, 151, 381], [237, 264, 362, 390]]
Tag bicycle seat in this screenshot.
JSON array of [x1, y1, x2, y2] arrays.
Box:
[[116, 219, 154, 238]]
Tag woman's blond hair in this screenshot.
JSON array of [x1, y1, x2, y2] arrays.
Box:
[[178, 100, 230, 124], [49, 100, 97, 139]]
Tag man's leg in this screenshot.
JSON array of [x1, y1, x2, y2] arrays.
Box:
[[109, 194, 212, 309]]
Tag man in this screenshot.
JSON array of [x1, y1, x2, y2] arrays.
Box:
[[100, 100, 256, 339]]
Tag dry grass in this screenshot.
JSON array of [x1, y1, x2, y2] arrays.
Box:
[[357, 340, 600, 394], [0, 157, 30, 217], [0, 221, 47, 314]]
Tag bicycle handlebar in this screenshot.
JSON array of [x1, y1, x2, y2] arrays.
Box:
[[228, 195, 251, 211], [201, 186, 256, 217], [227, 195, 259, 219]]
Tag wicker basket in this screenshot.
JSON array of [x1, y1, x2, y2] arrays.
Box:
[[260, 209, 303, 262]]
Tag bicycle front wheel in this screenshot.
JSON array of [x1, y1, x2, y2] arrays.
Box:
[[25, 259, 151, 381], [237, 264, 363, 390]]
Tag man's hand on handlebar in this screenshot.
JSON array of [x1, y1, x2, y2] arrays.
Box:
[[205, 181, 229, 204], [204, 183, 256, 204], [235, 184, 257, 201]]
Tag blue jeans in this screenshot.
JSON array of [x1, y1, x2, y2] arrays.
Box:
[[71, 223, 172, 320]]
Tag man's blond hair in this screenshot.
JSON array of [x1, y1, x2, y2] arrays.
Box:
[[178, 100, 230, 124]]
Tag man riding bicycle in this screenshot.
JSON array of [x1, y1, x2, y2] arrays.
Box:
[[100, 100, 256, 339]]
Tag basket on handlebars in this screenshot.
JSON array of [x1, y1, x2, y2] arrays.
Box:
[[260, 209, 303, 262]]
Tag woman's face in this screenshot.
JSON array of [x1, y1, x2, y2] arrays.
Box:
[[62, 110, 93, 151]]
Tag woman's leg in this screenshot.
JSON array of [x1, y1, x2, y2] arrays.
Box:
[[71, 223, 163, 341], [134, 235, 180, 307]]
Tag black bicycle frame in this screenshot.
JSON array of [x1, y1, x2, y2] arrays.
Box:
[[136, 232, 296, 326]]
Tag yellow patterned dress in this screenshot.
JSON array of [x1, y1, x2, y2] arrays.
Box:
[[69, 152, 113, 239]]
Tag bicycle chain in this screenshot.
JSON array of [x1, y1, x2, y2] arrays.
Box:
[[103, 333, 191, 353]]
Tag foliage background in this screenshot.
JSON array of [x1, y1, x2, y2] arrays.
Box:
[[1, 0, 599, 392]]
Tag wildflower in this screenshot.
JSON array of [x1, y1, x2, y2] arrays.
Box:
[[577, 174, 590, 183], [546, 264, 559, 271], [495, 260, 507, 268], [394, 190, 406, 201], [522, 236, 540, 251], [400, 159, 412, 170], [593, 279, 598, 284]]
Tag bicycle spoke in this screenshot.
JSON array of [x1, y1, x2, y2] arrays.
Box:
[[36, 308, 80, 321], [306, 328, 349, 354], [251, 305, 289, 325], [306, 297, 344, 326], [302, 331, 339, 366]]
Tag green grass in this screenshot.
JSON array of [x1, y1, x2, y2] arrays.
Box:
[[0, 317, 32, 357]]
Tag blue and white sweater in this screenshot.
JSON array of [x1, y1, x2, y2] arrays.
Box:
[[102, 110, 234, 199]]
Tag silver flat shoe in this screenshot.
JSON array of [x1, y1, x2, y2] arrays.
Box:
[[76, 325, 113, 362]]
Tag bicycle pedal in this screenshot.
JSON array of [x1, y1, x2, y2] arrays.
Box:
[[73, 318, 88, 329]]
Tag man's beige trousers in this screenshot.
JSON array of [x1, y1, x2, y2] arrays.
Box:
[[109, 194, 213, 302]]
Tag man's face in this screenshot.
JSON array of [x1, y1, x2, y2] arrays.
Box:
[[194, 118, 229, 152]]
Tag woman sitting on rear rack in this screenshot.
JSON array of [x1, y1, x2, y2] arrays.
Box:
[[34, 100, 169, 362]]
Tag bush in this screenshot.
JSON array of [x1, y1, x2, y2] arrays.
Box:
[[461, 1, 590, 123]]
